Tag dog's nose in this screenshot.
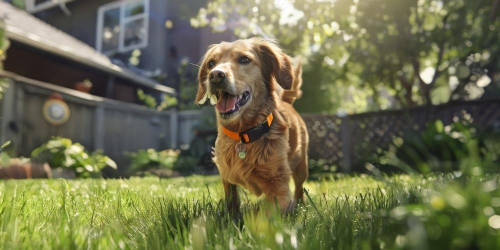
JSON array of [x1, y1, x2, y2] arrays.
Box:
[[209, 70, 226, 84]]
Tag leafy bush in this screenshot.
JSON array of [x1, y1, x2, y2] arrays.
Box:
[[31, 137, 117, 178], [0, 19, 11, 100], [137, 89, 177, 111], [173, 155, 200, 174], [175, 61, 199, 111], [172, 108, 217, 175], [379, 119, 500, 174], [0, 141, 29, 168], [128, 149, 179, 176], [136, 61, 201, 111], [387, 174, 500, 249]]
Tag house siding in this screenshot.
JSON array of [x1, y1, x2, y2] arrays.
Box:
[[33, 0, 236, 90], [5, 42, 140, 103], [34, 0, 113, 49]]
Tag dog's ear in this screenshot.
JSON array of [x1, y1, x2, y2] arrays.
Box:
[[254, 39, 294, 90], [195, 61, 208, 104], [195, 45, 216, 104]]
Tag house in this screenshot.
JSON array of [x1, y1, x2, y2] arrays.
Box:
[[15, 0, 236, 91], [0, 0, 239, 173], [0, 0, 220, 173], [0, 1, 178, 104]]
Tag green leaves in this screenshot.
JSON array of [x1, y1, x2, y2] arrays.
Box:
[[104, 156, 117, 169], [380, 118, 500, 175], [137, 89, 159, 109], [128, 148, 180, 173], [0, 140, 11, 151], [0, 21, 10, 63], [31, 137, 116, 178], [0, 18, 11, 100], [137, 89, 179, 111], [192, 0, 500, 113]]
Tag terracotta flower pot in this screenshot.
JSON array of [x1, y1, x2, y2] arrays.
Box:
[[0, 161, 51, 179], [74, 80, 93, 94]]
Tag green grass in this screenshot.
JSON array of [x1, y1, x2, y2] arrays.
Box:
[[0, 174, 499, 249]]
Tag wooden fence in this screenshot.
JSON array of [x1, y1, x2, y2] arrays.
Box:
[[0, 73, 204, 171], [2, 72, 499, 174], [177, 99, 500, 172], [303, 99, 500, 172]]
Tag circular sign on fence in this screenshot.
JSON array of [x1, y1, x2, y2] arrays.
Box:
[[43, 99, 70, 126]]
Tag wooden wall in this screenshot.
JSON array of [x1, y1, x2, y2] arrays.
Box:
[[0, 73, 177, 175]]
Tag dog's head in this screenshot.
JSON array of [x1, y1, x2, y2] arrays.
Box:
[[195, 38, 294, 122]]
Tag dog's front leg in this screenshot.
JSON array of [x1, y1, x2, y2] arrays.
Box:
[[263, 174, 292, 213], [222, 180, 241, 217]]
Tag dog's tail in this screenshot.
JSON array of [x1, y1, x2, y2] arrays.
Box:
[[282, 58, 303, 105]]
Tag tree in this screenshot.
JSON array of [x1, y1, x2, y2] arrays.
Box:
[[191, 0, 500, 113], [0, 17, 11, 100]]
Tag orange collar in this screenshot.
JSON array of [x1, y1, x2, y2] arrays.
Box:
[[222, 113, 274, 144]]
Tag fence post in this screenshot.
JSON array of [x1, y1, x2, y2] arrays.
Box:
[[0, 79, 16, 146], [169, 110, 178, 149], [340, 116, 352, 172], [93, 104, 105, 151], [14, 83, 25, 154]]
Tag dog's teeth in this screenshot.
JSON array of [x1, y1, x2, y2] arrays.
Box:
[[197, 92, 208, 104], [210, 94, 217, 105]]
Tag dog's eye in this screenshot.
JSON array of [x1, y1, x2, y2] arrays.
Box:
[[207, 60, 216, 69], [238, 56, 251, 65]]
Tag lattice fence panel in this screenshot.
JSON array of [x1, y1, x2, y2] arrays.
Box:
[[303, 115, 344, 168], [303, 100, 500, 172]]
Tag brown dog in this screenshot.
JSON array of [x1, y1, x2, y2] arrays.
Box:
[[195, 38, 308, 214]]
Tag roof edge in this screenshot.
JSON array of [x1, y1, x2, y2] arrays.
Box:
[[6, 30, 176, 95]]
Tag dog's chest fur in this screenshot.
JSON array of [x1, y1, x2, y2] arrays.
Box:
[[213, 126, 290, 196]]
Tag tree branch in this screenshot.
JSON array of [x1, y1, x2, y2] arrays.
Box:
[[429, 14, 449, 87], [411, 59, 430, 104], [491, 0, 499, 21]]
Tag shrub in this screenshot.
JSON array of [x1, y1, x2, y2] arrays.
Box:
[[173, 155, 200, 174], [175, 61, 199, 111], [128, 149, 179, 176], [136, 61, 201, 111], [31, 137, 117, 178], [0, 20, 11, 100], [137, 89, 177, 111], [388, 174, 500, 249], [173, 110, 218, 175], [379, 119, 500, 174]]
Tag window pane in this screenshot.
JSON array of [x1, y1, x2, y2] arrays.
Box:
[[125, 1, 145, 17], [102, 7, 120, 52], [123, 18, 146, 48]]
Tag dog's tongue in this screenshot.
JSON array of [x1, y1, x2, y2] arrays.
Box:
[[216, 93, 237, 113]]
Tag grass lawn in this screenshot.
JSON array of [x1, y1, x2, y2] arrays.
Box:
[[0, 174, 499, 249]]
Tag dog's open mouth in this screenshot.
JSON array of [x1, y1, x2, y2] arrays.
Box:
[[215, 91, 250, 117]]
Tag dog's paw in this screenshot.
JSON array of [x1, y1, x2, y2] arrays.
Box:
[[284, 200, 297, 216]]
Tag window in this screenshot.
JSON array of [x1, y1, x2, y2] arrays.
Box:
[[96, 0, 149, 55], [25, 0, 75, 13]]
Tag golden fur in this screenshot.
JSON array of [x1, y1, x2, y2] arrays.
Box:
[[195, 38, 308, 213]]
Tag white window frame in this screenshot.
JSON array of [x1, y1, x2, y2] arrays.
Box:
[[96, 0, 149, 55], [25, 0, 75, 13]]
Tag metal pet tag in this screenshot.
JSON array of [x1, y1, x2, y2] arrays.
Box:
[[235, 143, 247, 159]]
